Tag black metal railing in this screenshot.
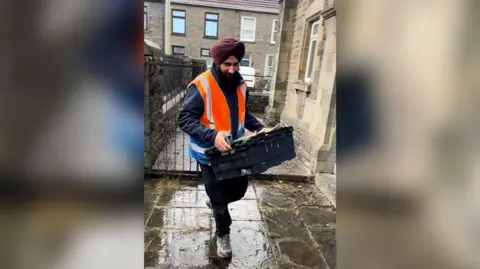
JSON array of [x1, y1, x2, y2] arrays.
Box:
[[144, 59, 278, 179], [246, 75, 273, 92], [144, 54, 206, 178]]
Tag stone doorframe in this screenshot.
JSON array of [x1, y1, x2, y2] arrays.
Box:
[[315, 79, 336, 174]]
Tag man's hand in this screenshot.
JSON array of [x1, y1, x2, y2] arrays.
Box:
[[214, 131, 232, 152], [255, 128, 269, 135]]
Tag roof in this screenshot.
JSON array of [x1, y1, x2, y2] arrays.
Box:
[[170, 0, 280, 14]]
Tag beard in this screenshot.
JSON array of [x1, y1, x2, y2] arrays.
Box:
[[213, 64, 239, 86], [223, 71, 235, 79], [215, 66, 235, 80]]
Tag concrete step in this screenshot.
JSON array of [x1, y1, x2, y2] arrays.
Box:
[[315, 173, 336, 208]]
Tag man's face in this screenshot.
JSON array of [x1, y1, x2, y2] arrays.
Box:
[[219, 56, 240, 79]]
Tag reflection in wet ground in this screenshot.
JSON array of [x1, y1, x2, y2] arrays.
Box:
[[145, 179, 335, 269]]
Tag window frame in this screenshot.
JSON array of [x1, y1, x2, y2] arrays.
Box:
[[270, 20, 279, 44], [144, 5, 148, 31], [240, 16, 256, 42], [304, 20, 320, 82], [172, 45, 186, 56], [171, 9, 186, 36], [204, 12, 219, 39], [200, 48, 211, 57], [264, 55, 274, 77]]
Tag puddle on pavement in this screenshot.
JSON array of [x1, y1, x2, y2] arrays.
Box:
[[145, 179, 334, 269], [144, 180, 276, 269]]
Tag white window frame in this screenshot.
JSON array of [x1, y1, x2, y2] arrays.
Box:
[[270, 20, 279, 44], [144, 5, 148, 31], [305, 20, 320, 82], [240, 16, 256, 42], [264, 55, 274, 77]]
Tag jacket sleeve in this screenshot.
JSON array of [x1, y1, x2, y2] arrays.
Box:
[[178, 85, 218, 144], [244, 89, 265, 132]]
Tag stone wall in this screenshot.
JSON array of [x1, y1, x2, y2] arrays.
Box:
[[287, 0, 315, 83], [266, 0, 336, 174], [264, 0, 298, 126], [169, 3, 279, 76], [247, 91, 269, 114], [314, 0, 336, 174], [144, 50, 206, 169], [145, 0, 165, 50]]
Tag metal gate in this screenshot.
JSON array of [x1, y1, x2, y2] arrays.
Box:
[[144, 54, 206, 178]]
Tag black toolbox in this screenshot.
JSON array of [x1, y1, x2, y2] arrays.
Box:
[[205, 126, 296, 180]]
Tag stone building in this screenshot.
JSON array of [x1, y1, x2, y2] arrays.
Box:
[[265, 0, 336, 175], [164, 0, 280, 79], [144, 0, 165, 50]]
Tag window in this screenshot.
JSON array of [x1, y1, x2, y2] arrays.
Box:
[[240, 17, 256, 42], [204, 13, 219, 38], [270, 20, 279, 44], [172, 9, 186, 35], [240, 54, 251, 67], [264, 55, 274, 77], [172, 45, 185, 55], [144, 5, 148, 31], [200, 48, 211, 57], [305, 21, 320, 82]]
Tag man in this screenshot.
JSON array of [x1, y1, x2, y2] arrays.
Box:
[[178, 38, 264, 258]]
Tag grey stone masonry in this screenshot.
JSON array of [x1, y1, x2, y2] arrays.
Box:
[[247, 91, 269, 113], [145, 1, 165, 50], [264, 0, 298, 126], [170, 0, 280, 13], [266, 0, 336, 175], [169, 3, 279, 77]]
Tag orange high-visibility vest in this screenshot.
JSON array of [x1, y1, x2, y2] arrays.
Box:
[[187, 70, 247, 156]]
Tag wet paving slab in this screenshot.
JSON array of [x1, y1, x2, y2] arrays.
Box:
[[145, 179, 335, 269]]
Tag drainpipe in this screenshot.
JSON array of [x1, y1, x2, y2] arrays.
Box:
[[164, 0, 171, 55]]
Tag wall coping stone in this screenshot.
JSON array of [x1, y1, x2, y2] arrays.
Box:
[[294, 82, 312, 93]]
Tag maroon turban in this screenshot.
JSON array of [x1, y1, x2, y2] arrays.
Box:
[[211, 38, 245, 65]]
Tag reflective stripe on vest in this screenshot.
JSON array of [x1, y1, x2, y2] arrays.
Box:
[[239, 83, 247, 100], [190, 142, 206, 154], [196, 75, 214, 128], [191, 70, 246, 131], [187, 71, 247, 159]]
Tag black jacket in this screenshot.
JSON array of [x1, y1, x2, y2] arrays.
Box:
[[178, 65, 264, 144]]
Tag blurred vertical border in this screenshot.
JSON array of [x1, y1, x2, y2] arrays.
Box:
[[0, 0, 144, 268], [337, 0, 480, 268]]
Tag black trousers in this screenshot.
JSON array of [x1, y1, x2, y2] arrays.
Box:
[[199, 163, 248, 237]]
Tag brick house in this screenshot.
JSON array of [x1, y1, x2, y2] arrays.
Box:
[[144, 0, 165, 50], [265, 0, 336, 175], [163, 0, 280, 80]]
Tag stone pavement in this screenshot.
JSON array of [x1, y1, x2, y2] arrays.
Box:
[[144, 179, 336, 269]]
